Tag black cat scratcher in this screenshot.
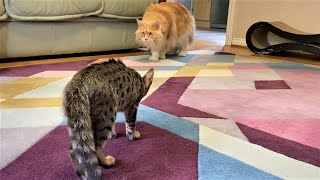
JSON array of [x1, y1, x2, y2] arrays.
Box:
[[246, 22, 320, 58]]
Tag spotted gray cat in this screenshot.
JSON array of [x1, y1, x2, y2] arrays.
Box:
[[63, 59, 154, 180]]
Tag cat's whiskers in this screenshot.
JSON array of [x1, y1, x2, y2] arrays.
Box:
[[130, 42, 144, 53]]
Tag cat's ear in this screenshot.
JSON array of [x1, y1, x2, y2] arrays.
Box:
[[136, 19, 144, 27], [143, 68, 154, 89], [152, 21, 161, 30]]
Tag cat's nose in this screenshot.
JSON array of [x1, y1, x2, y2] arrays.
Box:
[[144, 38, 148, 41]]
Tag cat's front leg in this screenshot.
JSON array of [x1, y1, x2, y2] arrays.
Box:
[[149, 51, 160, 61], [159, 51, 166, 59], [124, 105, 140, 140]]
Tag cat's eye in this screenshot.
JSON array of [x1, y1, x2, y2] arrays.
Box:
[[142, 32, 145, 35], [149, 32, 152, 35]]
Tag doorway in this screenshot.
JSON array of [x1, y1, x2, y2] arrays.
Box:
[[164, 0, 233, 48]]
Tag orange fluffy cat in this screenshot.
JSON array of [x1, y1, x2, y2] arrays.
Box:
[[136, 2, 195, 61]]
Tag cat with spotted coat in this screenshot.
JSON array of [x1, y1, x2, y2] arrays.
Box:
[[63, 58, 154, 180]]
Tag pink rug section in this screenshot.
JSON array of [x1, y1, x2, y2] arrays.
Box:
[[179, 88, 320, 120], [143, 77, 224, 118], [178, 70, 320, 120], [235, 120, 320, 149], [276, 69, 320, 89]]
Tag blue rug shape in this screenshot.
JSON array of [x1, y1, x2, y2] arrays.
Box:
[[198, 145, 282, 180], [61, 104, 199, 142], [117, 104, 199, 142]]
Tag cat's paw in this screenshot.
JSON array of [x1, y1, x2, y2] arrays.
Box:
[[134, 131, 141, 139], [149, 56, 159, 61], [127, 131, 141, 140], [105, 156, 116, 166], [99, 155, 116, 168], [178, 51, 187, 57]]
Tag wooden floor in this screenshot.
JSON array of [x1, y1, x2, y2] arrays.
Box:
[[0, 29, 319, 68]]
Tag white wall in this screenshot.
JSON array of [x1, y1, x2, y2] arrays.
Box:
[[227, 0, 320, 46]]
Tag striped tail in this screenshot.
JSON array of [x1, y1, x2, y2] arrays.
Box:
[[63, 87, 101, 180]]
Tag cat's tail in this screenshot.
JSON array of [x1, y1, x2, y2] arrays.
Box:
[[63, 86, 101, 180]]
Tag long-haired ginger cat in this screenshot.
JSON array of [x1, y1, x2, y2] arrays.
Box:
[[136, 2, 195, 61]]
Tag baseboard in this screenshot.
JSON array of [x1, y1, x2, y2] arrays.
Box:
[[231, 38, 247, 47], [195, 20, 210, 28], [211, 24, 227, 29]]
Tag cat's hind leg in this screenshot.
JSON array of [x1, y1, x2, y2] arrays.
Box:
[[177, 34, 192, 57], [125, 104, 140, 140], [96, 140, 116, 168], [95, 131, 116, 168], [111, 123, 117, 139], [92, 109, 117, 168]]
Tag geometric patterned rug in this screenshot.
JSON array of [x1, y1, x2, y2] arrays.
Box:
[[1, 50, 320, 179]]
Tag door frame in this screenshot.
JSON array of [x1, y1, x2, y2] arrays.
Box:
[[225, 0, 237, 46]]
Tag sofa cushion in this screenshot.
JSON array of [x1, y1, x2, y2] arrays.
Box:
[[4, 0, 103, 20], [99, 0, 158, 19], [0, 0, 7, 20]]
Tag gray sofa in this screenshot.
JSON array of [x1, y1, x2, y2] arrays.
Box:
[[0, 0, 158, 59]]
